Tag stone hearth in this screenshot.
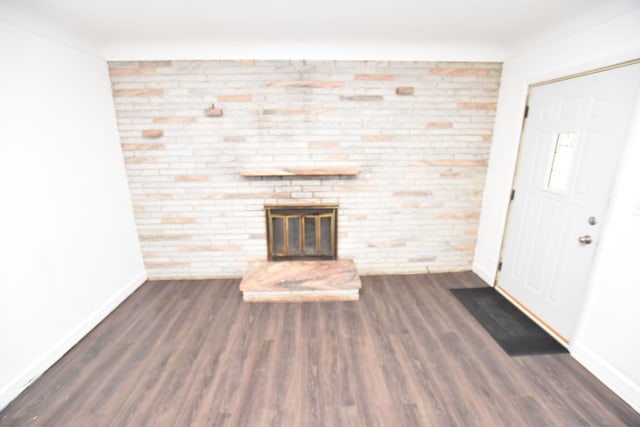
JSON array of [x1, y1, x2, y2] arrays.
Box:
[[239, 260, 361, 302]]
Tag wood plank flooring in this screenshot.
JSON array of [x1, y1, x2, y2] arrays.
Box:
[[1, 272, 638, 426]]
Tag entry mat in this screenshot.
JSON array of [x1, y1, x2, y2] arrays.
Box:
[[450, 288, 568, 356]]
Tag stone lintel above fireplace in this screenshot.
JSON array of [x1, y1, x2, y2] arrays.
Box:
[[240, 167, 358, 177]]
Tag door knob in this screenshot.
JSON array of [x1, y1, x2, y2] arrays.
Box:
[[578, 235, 592, 244]]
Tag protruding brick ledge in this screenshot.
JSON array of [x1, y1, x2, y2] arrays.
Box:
[[240, 167, 359, 177], [142, 129, 164, 138], [396, 86, 415, 95]]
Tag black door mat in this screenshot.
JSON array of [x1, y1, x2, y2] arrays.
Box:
[[450, 287, 568, 356]]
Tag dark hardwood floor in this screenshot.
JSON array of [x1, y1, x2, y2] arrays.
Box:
[[1, 272, 638, 426]]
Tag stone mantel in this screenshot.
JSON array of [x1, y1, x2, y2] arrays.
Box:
[[240, 167, 359, 177]]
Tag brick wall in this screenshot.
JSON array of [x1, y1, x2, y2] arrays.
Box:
[[108, 60, 501, 279]]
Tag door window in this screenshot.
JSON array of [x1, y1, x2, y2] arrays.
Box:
[[547, 131, 577, 192]]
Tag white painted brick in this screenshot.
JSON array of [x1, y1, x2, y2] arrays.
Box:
[[110, 59, 501, 278]]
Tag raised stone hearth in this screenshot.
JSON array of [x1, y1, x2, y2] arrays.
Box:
[[239, 260, 361, 302]]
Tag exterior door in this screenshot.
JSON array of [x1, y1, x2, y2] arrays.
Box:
[[497, 62, 640, 343]]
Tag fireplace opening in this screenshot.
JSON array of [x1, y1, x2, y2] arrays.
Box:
[[265, 205, 337, 261]]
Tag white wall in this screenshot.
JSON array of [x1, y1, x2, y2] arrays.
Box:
[[103, 40, 505, 62], [0, 22, 146, 410], [572, 89, 640, 412], [473, 8, 640, 411]]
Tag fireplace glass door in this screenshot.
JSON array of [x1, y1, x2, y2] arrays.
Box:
[[266, 205, 337, 261]]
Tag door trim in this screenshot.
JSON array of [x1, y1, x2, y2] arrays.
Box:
[[530, 58, 640, 89]]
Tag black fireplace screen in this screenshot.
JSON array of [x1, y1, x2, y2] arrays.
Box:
[[265, 205, 337, 261]]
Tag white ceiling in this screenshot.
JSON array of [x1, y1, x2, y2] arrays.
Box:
[[1, 0, 638, 60]]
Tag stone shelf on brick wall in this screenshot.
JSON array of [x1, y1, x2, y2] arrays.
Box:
[[240, 167, 359, 177]]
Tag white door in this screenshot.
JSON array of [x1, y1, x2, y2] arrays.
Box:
[[498, 62, 640, 343]]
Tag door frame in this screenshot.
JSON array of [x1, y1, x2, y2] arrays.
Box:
[[494, 58, 640, 347]]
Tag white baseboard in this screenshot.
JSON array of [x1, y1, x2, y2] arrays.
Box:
[[0, 270, 147, 411], [571, 341, 640, 413]]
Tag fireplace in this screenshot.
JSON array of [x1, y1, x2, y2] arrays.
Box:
[[241, 204, 359, 302], [265, 205, 337, 261]]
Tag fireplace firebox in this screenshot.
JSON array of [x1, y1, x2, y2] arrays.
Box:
[[265, 205, 337, 261]]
